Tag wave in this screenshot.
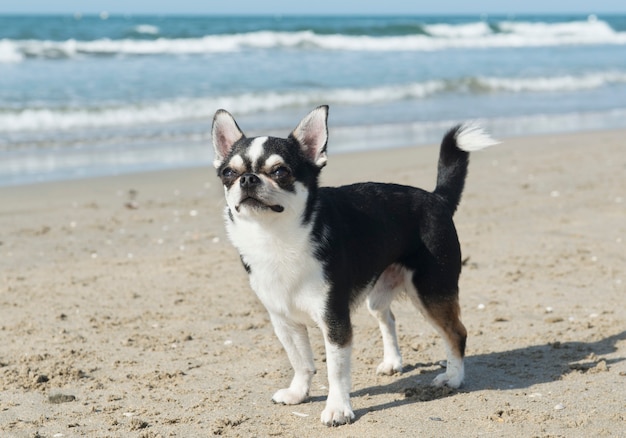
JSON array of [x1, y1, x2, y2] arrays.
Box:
[[4, 108, 626, 187], [0, 40, 24, 63], [133, 24, 160, 35], [1, 18, 625, 62], [473, 71, 626, 92], [424, 21, 494, 38], [2, 71, 626, 133], [496, 16, 615, 38]]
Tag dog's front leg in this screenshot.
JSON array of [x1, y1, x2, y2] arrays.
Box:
[[269, 314, 316, 405], [321, 340, 354, 425], [320, 313, 355, 426]]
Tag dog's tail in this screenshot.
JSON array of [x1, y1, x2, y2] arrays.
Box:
[[434, 123, 498, 214]]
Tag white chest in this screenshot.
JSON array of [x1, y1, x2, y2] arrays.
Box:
[[226, 214, 328, 323]]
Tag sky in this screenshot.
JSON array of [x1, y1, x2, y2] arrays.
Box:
[[2, 0, 626, 15]]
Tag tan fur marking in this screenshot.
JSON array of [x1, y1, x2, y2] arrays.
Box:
[[423, 298, 467, 359]]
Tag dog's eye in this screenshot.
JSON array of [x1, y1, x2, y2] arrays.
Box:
[[222, 167, 237, 179], [271, 166, 290, 179]]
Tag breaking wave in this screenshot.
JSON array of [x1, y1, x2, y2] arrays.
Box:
[[1, 17, 625, 62], [2, 71, 626, 133]]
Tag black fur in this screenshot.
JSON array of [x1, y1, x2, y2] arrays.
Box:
[[212, 107, 486, 425], [434, 125, 470, 213], [218, 125, 471, 348], [309, 181, 463, 346]]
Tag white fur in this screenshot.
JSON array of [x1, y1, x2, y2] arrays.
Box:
[[226, 181, 327, 320], [232, 219, 328, 320], [225, 176, 361, 425], [269, 313, 317, 405], [225, 183, 340, 419], [366, 265, 404, 375], [456, 123, 499, 152], [320, 342, 354, 425], [247, 136, 268, 167]]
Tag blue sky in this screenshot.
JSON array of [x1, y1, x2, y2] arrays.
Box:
[[2, 1, 626, 15]]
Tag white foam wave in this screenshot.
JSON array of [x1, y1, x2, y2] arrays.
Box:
[[0, 40, 24, 63], [1, 18, 624, 62], [424, 22, 493, 38], [2, 71, 625, 133], [0, 83, 448, 132], [498, 18, 615, 38], [476, 71, 626, 92], [134, 24, 160, 35]]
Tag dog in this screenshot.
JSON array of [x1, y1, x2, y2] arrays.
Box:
[[211, 105, 496, 426]]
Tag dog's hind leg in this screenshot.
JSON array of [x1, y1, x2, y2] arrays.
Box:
[[407, 274, 467, 388], [269, 314, 316, 405], [366, 265, 404, 375]]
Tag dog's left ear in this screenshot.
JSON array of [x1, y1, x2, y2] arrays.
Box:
[[212, 109, 245, 168], [291, 105, 329, 168]]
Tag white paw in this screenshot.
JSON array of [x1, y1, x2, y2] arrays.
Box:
[[432, 371, 463, 389], [320, 405, 355, 426], [272, 388, 307, 405], [376, 359, 403, 375]]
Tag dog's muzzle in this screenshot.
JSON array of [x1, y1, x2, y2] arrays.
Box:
[[236, 173, 285, 213]]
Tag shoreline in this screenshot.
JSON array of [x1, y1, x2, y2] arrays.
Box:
[[0, 109, 626, 187], [3, 125, 626, 189], [1, 128, 624, 436]]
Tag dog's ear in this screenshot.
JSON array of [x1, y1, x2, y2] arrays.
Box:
[[291, 105, 329, 168], [212, 109, 245, 168]]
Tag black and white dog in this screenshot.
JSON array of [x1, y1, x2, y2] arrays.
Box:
[[211, 106, 496, 426]]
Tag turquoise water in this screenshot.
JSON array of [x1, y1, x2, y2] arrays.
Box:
[[1, 14, 626, 185]]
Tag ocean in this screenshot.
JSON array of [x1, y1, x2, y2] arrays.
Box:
[[1, 14, 626, 186]]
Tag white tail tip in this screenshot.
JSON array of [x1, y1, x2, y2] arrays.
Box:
[[455, 123, 499, 152]]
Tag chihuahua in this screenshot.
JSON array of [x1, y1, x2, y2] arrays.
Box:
[[211, 106, 496, 426]]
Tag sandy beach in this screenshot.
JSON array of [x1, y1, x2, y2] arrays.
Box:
[[1, 129, 624, 437]]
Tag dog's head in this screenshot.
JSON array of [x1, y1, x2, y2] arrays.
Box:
[[212, 106, 329, 220]]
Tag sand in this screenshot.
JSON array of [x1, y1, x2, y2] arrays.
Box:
[[1, 129, 625, 437]]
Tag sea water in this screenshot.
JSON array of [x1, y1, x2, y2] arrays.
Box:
[[1, 14, 626, 185]]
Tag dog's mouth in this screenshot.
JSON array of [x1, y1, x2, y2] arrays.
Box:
[[236, 196, 284, 213]]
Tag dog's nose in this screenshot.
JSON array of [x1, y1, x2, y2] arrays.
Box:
[[240, 173, 261, 188]]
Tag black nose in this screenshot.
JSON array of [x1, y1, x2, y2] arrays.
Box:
[[240, 173, 261, 189]]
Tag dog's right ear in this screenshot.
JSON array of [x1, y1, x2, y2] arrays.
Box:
[[212, 109, 245, 168]]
